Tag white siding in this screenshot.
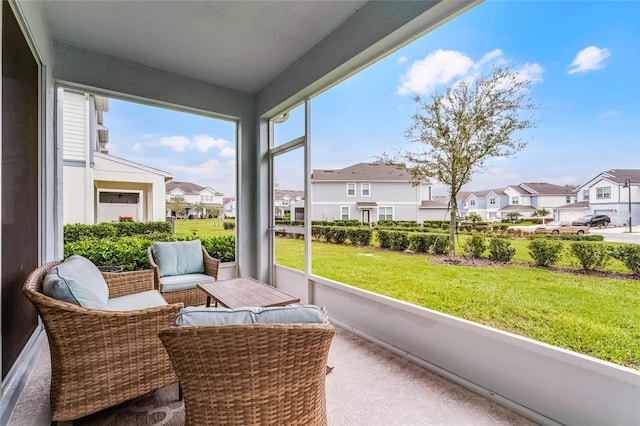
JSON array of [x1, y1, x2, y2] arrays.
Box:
[[63, 92, 87, 161]]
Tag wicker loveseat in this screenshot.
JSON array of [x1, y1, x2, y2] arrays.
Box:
[[159, 306, 335, 426], [22, 258, 182, 422], [148, 240, 220, 306]]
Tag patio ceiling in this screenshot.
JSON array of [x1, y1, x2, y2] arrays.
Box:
[[41, 0, 367, 94]]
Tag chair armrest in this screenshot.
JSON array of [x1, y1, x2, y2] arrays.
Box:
[[103, 269, 156, 298], [148, 246, 161, 290], [202, 247, 220, 279]]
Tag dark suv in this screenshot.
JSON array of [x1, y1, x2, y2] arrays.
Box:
[[571, 214, 611, 227]]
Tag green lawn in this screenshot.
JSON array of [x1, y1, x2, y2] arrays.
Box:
[[275, 238, 640, 369], [174, 218, 235, 238]]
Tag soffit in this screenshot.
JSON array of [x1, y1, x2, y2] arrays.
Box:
[[41, 0, 367, 94]]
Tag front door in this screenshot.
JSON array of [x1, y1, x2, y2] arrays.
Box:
[[362, 209, 371, 223]]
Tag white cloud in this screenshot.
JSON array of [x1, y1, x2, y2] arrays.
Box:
[[397, 49, 475, 95], [568, 46, 611, 74], [219, 147, 236, 157], [397, 49, 543, 95], [598, 110, 619, 118], [398, 56, 408, 63], [172, 159, 237, 196], [159, 135, 191, 152], [142, 133, 155, 139], [193, 134, 228, 152], [132, 142, 143, 153]]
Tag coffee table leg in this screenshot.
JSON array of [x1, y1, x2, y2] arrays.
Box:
[[206, 295, 211, 307]]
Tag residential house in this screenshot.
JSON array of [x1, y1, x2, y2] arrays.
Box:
[[166, 181, 224, 219], [4, 2, 635, 425], [223, 197, 236, 218], [573, 169, 640, 225], [62, 89, 172, 224], [311, 162, 448, 223], [459, 183, 576, 221], [274, 189, 303, 219], [458, 188, 508, 220]]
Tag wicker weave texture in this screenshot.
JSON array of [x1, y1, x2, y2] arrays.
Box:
[[148, 245, 220, 306], [160, 323, 335, 426], [22, 261, 182, 421]]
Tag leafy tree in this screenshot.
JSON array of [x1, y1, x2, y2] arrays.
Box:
[[531, 208, 550, 224], [167, 197, 187, 219], [381, 66, 537, 255], [506, 212, 523, 223], [467, 213, 483, 224]]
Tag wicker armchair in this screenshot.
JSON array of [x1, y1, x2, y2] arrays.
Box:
[[159, 322, 335, 426], [148, 244, 220, 306], [22, 261, 182, 422]]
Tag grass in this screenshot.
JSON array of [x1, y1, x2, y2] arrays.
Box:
[[275, 238, 640, 369], [174, 218, 236, 238]]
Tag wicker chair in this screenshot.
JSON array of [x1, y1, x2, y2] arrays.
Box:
[[159, 322, 335, 426], [148, 244, 220, 306], [22, 261, 182, 422]]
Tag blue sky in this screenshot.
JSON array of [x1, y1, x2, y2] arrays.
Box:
[[106, 1, 640, 197]]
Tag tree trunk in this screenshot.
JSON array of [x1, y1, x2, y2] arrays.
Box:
[[449, 201, 457, 258]]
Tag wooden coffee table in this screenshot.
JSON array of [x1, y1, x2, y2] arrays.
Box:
[[197, 277, 300, 309]]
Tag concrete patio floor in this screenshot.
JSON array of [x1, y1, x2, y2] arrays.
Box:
[[8, 326, 538, 425]]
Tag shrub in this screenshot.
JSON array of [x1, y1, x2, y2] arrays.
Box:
[[389, 231, 409, 251], [528, 239, 564, 267], [346, 228, 373, 246], [464, 233, 487, 258], [223, 221, 235, 230], [569, 242, 611, 271], [376, 230, 393, 249], [64, 221, 172, 243], [329, 227, 348, 244], [488, 238, 516, 262], [64, 234, 237, 269], [408, 233, 449, 255], [201, 235, 236, 262], [610, 244, 640, 276]]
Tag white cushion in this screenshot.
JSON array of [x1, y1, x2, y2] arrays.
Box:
[[107, 290, 168, 311], [175, 305, 327, 326]]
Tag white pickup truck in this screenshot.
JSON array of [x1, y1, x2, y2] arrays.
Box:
[[534, 221, 590, 235]]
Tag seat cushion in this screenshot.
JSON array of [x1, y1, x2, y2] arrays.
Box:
[[152, 240, 204, 278], [42, 255, 110, 309], [107, 290, 168, 311], [175, 305, 327, 326], [159, 273, 215, 293]]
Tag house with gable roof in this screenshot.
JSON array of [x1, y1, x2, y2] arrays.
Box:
[[62, 89, 172, 224], [275, 189, 304, 219], [458, 183, 576, 221], [572, 169, 640, 225], [311, 162, 448, 223], [166, 181, 224, 219]]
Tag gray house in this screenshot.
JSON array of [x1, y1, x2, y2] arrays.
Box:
[[311, 162, 447, 223], [458, 183, 576, 221], [575, 169, 640, 225]]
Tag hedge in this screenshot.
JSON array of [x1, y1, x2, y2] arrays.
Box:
[[64, 221, 172, 243]]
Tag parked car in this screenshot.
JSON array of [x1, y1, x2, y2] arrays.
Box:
[[571, 214, 611, 227], [535, 221, 589, 235], [488, 217, 503, 223]]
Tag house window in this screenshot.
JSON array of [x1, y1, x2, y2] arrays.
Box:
[[470, 200, 476, 206], [511, 197, 520, 205], [171, 195, 184, 201], [489, 198, 496, 205], [583, 190, 589, 201], [379, 206, 393, 221], [566, 196, 571, 203], [341, 206, 350, 220], [200, 195, 214, 203], [361, 183, 370, 196], [596, 187, 611, 200], [282, 197, 290, 206], [346, 183, 356, 196]]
